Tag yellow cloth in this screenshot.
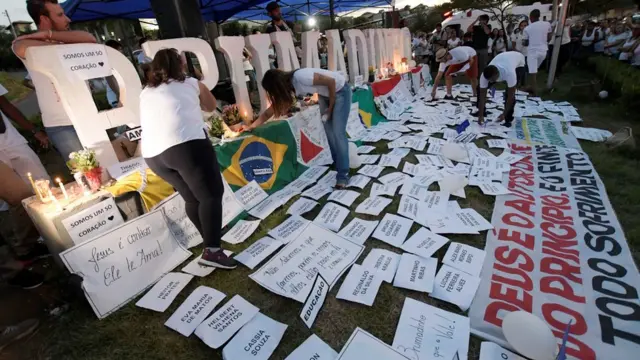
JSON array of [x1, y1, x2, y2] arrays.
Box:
[[105, 169, 174, 211]]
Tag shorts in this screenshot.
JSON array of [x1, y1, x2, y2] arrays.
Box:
[[527, 51, 547, 73], [444, 55, 478, 78]]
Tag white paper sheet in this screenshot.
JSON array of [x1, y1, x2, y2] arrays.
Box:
[[221, 313, 287, 359], [357, 165, 385, 177], [336, 264, 384, 306], [431, 264, 481, 311], [302, 184, 333, 200], [235, 180, 269, 210], [479, 342, 526, 360], [313, 202, 350, 232], [300, 274, 329, 329], [360, 248, 401, 283], [221, 219, 261, 244], [248, 196, 282, 219], [443, 242, 486, 277], [369, 183, 400, 197], [379, 155, 402, 168], [478, 182, 512, 196], [336, 218, 379, 245], [438, 175, 468, 198], [378, 172, 410, 187], [62, 197, 124, 245], [234, 236, 283, 269], [318, 171, 338, 188], [372, 214, 413, 247], [486, 139, 508, 149], [359, 154, 381, 165], [301, 166, 330, 181], [165, 286, 226, 337], [355, 196, 392, 216], [347, 174, 372, 189], [156, 193, 202, 248], [401, 227, 450, 259], [285, 334, 338, 360], [268, 215, 310, 243], [393, 253, 437, 293], [195, 294, 260, 349], [135, 272, 194, 312], [356, 145, 376, 154], [328, 189, 361, 207], [287, 197, 318, 216], [337, 327, 408, 359], [181, 255, 215, 277]]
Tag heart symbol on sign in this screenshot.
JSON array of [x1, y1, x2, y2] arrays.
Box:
[[98, 62, 104, 67], [108, 216, 114, 221]]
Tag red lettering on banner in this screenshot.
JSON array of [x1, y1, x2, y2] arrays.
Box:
[[497, 229, 535, 250], [494, 263, 534, 291], [503, 211, 534, 228], [541, 275, 586, 303], [509, 168, 535, 186], [541, 256, 583, 284], [505, 199, 535, 219], [542, 303, 596, 359], [484, 284, 533, 327], [510, 143, 532, 153]]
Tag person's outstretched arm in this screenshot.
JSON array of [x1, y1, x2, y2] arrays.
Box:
[[313, 73, 336, 120], [13, 30, 97, 59]]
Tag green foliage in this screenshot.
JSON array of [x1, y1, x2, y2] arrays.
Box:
[[0, 33, 25, 71], [67, 149, 100, 174], [207, 116, 225, 138], [408, 3, 455, 34], [0, 72, 30, 101], [221, 21, 259, 36], [587, 56, 640, 111]]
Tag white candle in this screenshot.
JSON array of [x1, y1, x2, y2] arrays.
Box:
[[56, 177, 69, 200], [27, 172, 44, 201], [48, 188, 62, 211]]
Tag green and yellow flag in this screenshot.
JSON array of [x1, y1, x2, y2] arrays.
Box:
[[216, 120, 308, 193], [352, 87, 387, 128]]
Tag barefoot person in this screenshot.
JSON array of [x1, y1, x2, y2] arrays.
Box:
[[431, 46, 478, 99], [522, 9, 552, 95], [477, 51, 525, 128], [140, 49, 236, 269], [245, 68, 351, 188]]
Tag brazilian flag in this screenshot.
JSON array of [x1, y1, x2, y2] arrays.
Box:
[[352, 87, 387, 128], [216, 120, 308, 193]]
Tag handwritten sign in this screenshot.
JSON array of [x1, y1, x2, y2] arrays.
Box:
[[250, 223, 364, 302], [234, 237, 283, 270], [60, 210, 192, 319], [393, 253, 437, 293], [62, 198, 124, 245], [155, 193, 202, 249], [392, 297, 470, 360], [222, 312, 287, 360], [165, 285, 226, 336], [236, 180, 269, 210], [285, 334, 338, 360], [195, 295, 260, 349], [58, 43, 111, 81], [300, 274, 329, 329], [336, 264, 384, 306], [135, 272, 193, 312]]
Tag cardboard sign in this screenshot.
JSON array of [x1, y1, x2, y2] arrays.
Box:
[[222, 313, 287, 360], [285, 334, 338, 360], [62, 197, 124, 245], [164, 285, 226, 337], [392, 253, 437, 293], [58, 43, 112, 81], [234, 237, 283, 270], [156, 193, 202, 249], [135, 272, 193, 312], [300, 274, 329, 329], [195, 295, 260, 349], [60, 210, 192, 319]]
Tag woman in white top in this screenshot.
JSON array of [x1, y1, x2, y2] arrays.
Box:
[[447, 28, 462, 49], [140, 49, 237, 270], [619, 27, 640, 62], [246, 68, 351, 187], [494, 29, 507, 54], [575, 21, 599, 65], [605, 24, 630, 57]]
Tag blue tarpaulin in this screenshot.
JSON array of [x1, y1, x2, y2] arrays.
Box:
[[62, 0, 392, 23]]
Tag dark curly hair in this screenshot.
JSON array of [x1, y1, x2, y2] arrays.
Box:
[[146, 48, 186, 88]]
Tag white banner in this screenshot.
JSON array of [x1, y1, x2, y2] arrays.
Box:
[[287, 106, 333, 166], [60, 210, 192, 319], [470, 144, 640, 359]]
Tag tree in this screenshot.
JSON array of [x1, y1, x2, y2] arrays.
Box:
[[408, 2, 455, 34], [449, 0, 523, 31]]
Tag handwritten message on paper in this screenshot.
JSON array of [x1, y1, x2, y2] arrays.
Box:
[[393, 297, 471, 360], [62, 198, 125, 245], [135, 272, 193, 312], [155, 193, 202, 249], [165, 285, 226, 336], [60, 210, 192, 319], [250, 223, 364, 302]]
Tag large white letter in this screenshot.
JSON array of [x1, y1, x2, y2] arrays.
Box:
[[27, 45, 142, 170], [143, 38, 219, 89], [245, 33, 272, 113], [326, 29, 347, 76], [373, 28, 390, 69], [215, 36, 253, 122], [270, 31, 300, 71], [344, 29, 369, 84], [402, 27, 412, 63], [301, 30, 321, 69], [363, 29, 377, 70]]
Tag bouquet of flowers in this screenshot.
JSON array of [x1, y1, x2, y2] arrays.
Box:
[[222, 104, 243, 127], [67, 149, 102, 191], [207, 115, 225, 139]]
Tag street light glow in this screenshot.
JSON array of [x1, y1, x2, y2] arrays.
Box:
[[308, 17, 316, 27]]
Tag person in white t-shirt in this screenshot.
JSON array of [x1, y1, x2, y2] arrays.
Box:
[[140, 49, 237, 270], [477, 52, 525, 127], [248, 68, 350, 187], [511, 21, 529, 86], [605, 23, 630, 57], [523, 9, 552, 95], [431, 46, 478, 99], [447, 28, 462, 49], [12, 0, 97, 161]]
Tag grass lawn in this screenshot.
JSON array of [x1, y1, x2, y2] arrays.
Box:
[[23, 65, 640, 360], [0, 71, 31, 102]]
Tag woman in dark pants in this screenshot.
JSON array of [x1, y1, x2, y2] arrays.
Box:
[[140, 49, 237, 269]]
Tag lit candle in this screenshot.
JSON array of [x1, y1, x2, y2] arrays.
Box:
[[56, 177, 69, 200], [48, 188, 62, 211], [27, 172, 44, 201]]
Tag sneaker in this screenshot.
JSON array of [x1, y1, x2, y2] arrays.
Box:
[[502, 121, 513, 128], [198, 249, 237, 269], [470, 110, 489, 117], [0, 319, 39, 352], [443, 94, 454, 100], [17, 243, 51, 262], [7, 270, 44, 290]]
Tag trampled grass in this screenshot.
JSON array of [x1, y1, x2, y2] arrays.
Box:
[[23, 66, 640, 360]]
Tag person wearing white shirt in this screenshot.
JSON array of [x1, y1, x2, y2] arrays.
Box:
[[523, 9, 552, 95], [477, 51, 525, 127], [431, 46, 478, 99], [605, 23, 630, 57], [140, 49, 237, 270], [12, 0, 96, 161], [136, 37, 153, 64], [511, 21, 529, 86], [447, 29, 462, 49]]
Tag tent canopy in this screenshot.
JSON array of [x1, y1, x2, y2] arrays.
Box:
[[62, 0, 393, 23]]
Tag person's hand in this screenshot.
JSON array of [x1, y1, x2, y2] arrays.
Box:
[[34, 131, 49, 148], [497, 113, 505, 122], [13, 31, 50, 43], [431, 88, 437, 100]]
